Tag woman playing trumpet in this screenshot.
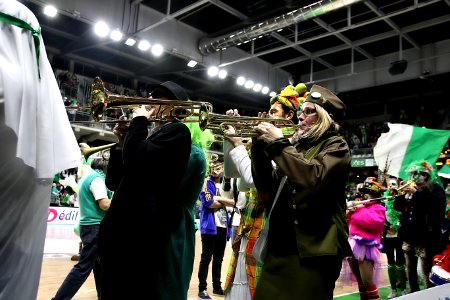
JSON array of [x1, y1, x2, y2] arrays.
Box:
[[250, 84, 352, 300]]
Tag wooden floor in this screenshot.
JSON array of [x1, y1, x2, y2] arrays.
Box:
[[37, 231, 389, 300]]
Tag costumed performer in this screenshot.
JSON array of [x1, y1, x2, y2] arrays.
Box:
[[0, 1, 80, 299]]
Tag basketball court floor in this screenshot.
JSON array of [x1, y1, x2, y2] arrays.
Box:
[[37, 223, 389, 300]]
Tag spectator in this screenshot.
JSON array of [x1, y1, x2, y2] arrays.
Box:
[[198, 163, 235, 299]]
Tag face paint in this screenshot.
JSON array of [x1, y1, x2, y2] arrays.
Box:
[[410, 171, 427, 185]]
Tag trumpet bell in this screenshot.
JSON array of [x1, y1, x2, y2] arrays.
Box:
[[80, 142, 116, 161]]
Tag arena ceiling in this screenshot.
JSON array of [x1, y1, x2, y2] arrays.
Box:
[[21, 0, 450, 124]]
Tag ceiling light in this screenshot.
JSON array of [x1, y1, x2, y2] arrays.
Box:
[[43, 5, 57, 17], [138, 40, 150, 51], [125, 38, 136, 46], [261, 86, 269, 94], [187, 60, 197, 68], [218, 69, 228, 79], [207, 66, 219, 77], [110, 29, 123, 41], [236, 76, 246, 85], [151, 44, 164, 56], [94, 21, 109, 38], [269, 91, 277, 97], [253, 83, 262, 92], [244, 80, 254, 89]]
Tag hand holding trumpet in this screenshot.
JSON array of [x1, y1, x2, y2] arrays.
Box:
[[113, 115, 129, 148], [254, 122, 284, 143]]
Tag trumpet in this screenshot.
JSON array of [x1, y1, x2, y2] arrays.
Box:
[[72, 77, 213, 125], [392, 180, 416, 195], [204, 113, 297, 138]]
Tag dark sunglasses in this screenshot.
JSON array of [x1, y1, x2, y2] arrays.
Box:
[[298, 108, 317, 117], [410, 171, 429, 177]]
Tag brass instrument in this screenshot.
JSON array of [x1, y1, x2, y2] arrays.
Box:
[[204, 113, 297, 138], [72, 77, 213, 124], [394, 180, 416, 195], [347, 196, 394, 210], [80, 142, 116, 160]]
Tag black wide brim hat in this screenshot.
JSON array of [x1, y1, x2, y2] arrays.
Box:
[[146, 81, 189, 101]]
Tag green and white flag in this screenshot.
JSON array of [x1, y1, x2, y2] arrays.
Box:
[[373, 123, 450, 180]]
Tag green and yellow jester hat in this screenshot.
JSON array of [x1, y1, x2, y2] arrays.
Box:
[[270, 83, 309, 112]]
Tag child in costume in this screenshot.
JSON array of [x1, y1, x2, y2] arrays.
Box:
[[346, 177, 386, 300]]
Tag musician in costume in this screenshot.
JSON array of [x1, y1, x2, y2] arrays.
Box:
[[250, 85, 352, 300], [159, 117, 214, 300], [223, 83, 307, 300], [393, 160, 446, 292], [346, 177, 386, 300], [98, 82, 194, 299], [382, 177, 407, 298], [0, 2, 80, 299]]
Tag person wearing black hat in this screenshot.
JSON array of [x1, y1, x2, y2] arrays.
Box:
[[250, 84, 352, 300], [346, 177, 387, 300], [98, 81, 195, 299], [393, 160, 446, 293]]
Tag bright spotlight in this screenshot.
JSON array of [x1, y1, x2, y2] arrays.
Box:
[[269, 91, 277, 97], [253, 83, 262, 92], [125, 38, 136, 46], [43, 5, 57, 17], [236, 76, 246, 85], [138, 40, 150, 51], [244, 80, 254, 89], [110, 29, 123, 41], [218, 69, 228, 79], [261, 86, 269, 94], [151, 44, 164, 56], [187, 60, 197, 68], [207, 66, 219, 77], [94, 21, 109, 38]]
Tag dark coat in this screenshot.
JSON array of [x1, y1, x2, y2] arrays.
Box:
[[251, 131, 352, 258], [98, 117, 191, 299], [393, 183, 446, 254]]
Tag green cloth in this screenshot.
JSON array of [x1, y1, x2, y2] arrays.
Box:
[[78, 169, 111, 225], [0, 11, 41, 77], [156, 144, 206, 300]]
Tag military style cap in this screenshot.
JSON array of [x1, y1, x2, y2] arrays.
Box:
[[305, 85, 346, 121]]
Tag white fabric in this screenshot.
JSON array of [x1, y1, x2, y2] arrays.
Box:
[[228, 145, 254, 188], [231, 192, 247, 227], [0, 0, 80, 179], [90, 176, 108, 200], [223, 140, 240, 178], [0, 1, 80, 299], [373, 123, 412, 178], [225, 237, 252, 300]]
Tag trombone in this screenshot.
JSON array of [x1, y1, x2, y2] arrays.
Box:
[[80, 142, 115, 160], [71, 76, 213, 125]]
